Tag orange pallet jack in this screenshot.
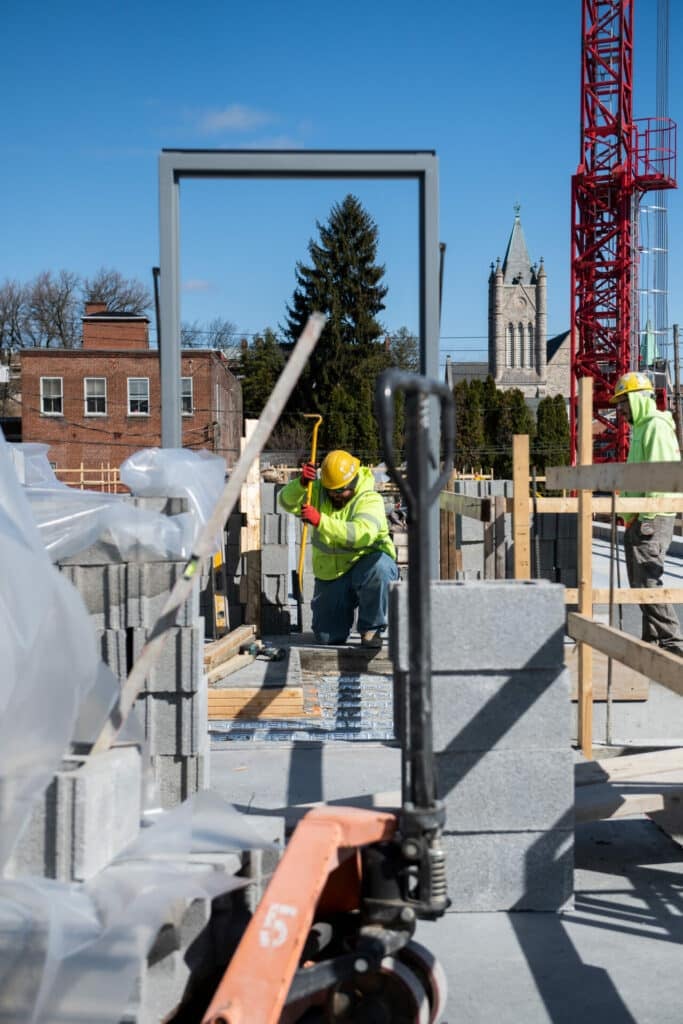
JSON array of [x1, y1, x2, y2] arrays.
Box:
[[196, 372, 455, 1024]]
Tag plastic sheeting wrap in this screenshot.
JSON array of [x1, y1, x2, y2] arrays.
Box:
[[0, 433, 99, 873], [0, 792, 276, 1024], [9, 443, 226, 562]]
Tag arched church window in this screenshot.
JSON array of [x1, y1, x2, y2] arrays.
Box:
[[517, 323, 524, 367], [506, 323, 514, 366], [526, 324, 534, 369]]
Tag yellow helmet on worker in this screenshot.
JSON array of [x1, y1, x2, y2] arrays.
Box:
[[320, 450, 360, 491], [610, 371, 654, 405]]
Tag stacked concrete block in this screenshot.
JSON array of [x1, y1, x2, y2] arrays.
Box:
[[58, 500, 208, 810], [389, 579, 573, 912], [533, 512, 578, 588], [6, 746, 142, 881]]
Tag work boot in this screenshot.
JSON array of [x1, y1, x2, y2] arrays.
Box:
[[361, 631, 382, 649]]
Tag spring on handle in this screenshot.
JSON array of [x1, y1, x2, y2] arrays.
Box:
[[429, 841, 449, 909]]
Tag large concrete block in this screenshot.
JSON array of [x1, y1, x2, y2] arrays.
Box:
[[97, 627, 128, 681], [389, 580, 565, 672], [441, 828, 573, 911], [427, 668, 572, 752], [131, 624, 204, 694], [126, 562, 200, 627], [435, 748, 574, 832], [6, 746, 142, 882]]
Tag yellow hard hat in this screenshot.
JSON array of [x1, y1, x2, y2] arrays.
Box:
[[610, 371, 654, 405], [320, 450, 360, 490]]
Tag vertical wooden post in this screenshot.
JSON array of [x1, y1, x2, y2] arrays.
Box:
[[240, 419, 262, 630], [577, 376, 594, 758], [512, 435, 530, 579]]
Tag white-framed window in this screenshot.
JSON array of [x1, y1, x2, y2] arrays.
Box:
[[127, 377, 150, 415], [84, 377, 107, 416], [40, 376, 63, 415], [181, 376, 193, 416]]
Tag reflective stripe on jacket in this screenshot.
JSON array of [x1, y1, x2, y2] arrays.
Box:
[[624, 391, 681, 523], [278, 465, 397, 580]]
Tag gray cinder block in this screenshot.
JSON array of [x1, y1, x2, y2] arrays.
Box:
[[151, 754, 209, 809], [135, 689, 207, 756], [441, 829, 573, 911], [126, 562, 199, 627], [6, 746, 142, 882], [389, 580, 565, 672], [429, 668, 572, 752], [435, 748, 574, 832], [131, 624, 204, 694], [97, 627, 128, 682], [59, 563, 127, 630]]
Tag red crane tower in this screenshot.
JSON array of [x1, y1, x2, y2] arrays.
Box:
[[570, 0, 677, 463]]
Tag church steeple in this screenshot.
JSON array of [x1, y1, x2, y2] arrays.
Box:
[[502, 203, 533, 285]]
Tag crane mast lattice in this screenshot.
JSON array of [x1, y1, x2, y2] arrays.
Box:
[[570, 0, 677, 463]]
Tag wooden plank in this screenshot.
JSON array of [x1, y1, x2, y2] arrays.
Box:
[[535, 496, 683, 514], [574, 770, 683, 823], [208, 686, 306, 720], [439, 492, 492, 521], [568, 613, 683, 696], [565, 587, 683, 605], [512, 435, 530, 579], [577, 377, 593, 758], [575, 747, 683, 787], [565, 644, 649, 701], [207, 652, 255, 684], [547, 460, 683, 493], [203, 624, 257, 671]]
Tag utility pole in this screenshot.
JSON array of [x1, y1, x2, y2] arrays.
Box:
[[673, 323, 683, 449]]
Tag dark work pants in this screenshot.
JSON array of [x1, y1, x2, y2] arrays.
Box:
[[311, 550, 400, 645], [623, 516, 683, 654]]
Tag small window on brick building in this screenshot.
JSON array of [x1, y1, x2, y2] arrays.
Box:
[[41, 377, 63, 415], [84, 377, 107, 416], [128, 377, 150, 415], [181, 377, 193, 416]]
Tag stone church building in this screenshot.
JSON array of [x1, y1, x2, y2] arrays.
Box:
[[446, 206, 570, 410]]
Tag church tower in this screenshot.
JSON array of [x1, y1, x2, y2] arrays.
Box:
[[488, 205, 547, 398]]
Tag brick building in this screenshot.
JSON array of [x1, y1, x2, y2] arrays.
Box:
[[20, 303, 242, 475]]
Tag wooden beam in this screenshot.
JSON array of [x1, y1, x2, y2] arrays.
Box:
[[208, 686, 306, 719], [577, 377, 594, 757], [534, 496, 683, 514], [547, 460, 683, 493], [203, 624, 257, 671], [575, 747, 683, 786], [565, 587, 683, 605], [512, 435, 530, 579], [439, 491, 492, 521], [568, 613, 683, 696]]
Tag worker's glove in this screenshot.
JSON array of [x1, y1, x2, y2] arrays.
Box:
[[300, 463, 317, 486], [301, 504, 321, 528]]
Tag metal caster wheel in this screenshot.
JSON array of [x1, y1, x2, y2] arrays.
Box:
[[324, 956, 430, 1023], [397, 940, 448, 1023]]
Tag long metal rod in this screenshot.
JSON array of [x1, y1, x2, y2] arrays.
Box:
[[92, 312, 325, 754]]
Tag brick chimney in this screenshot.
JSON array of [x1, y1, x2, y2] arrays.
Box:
[[82, 306, 150, 351]]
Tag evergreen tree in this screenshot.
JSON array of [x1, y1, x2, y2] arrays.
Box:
[[491, 388, 536, 479], [239, 328, 285, 419], [283, 194, 388, 453], [533, 394, 570, 480], [453, 379, 486, 471]]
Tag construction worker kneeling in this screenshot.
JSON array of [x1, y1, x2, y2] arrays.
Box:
[[279, 449, 399, 647]]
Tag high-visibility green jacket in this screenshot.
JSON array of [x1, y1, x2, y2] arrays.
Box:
[[278, 466, 397, 580], [623, 391, 681, 525]]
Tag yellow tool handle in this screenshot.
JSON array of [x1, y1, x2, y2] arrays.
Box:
[[297, 414, 323, 597]]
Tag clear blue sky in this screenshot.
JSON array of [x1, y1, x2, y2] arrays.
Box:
[[2, 0, 681, 372]]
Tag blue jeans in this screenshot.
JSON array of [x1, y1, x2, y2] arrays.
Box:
[[311, 551, 400, 645]]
